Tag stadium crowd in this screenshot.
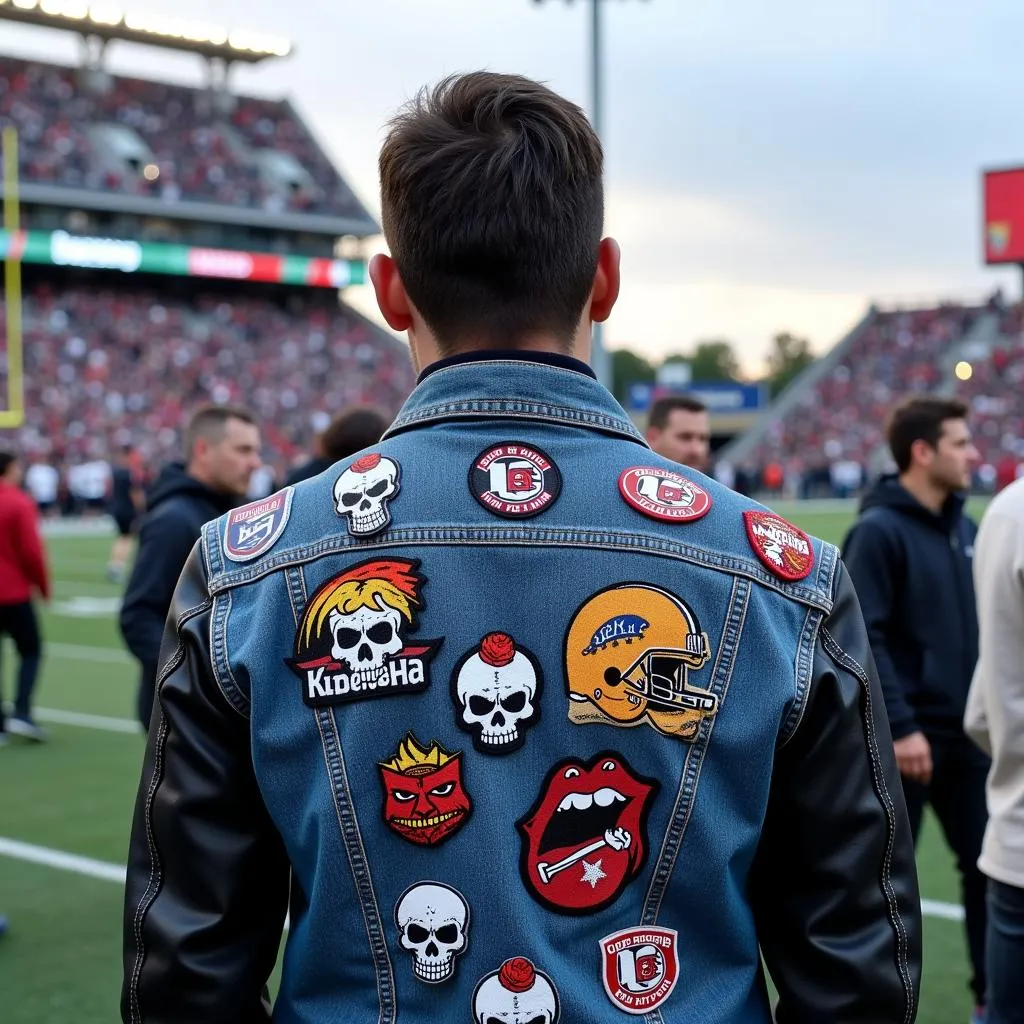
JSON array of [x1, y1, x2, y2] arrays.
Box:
[[742, 303, 992, 497], [0, 56, 366, 217], [0, 282, 415, 506]]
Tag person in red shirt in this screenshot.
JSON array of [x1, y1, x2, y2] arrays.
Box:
[[0, 451, 50, 743]]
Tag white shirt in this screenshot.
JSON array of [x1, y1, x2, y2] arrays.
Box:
[[25, 463, 59, 504], [964, 477, 1024, 888]]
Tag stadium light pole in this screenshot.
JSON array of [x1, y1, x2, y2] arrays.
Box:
[[532, 0, 647, 389]]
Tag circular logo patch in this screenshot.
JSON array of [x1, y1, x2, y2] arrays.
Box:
[[618, 466, 712, 523], [469, 443, 561, 519]]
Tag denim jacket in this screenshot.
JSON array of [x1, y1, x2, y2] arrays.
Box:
[[123, 353, 922, 1024]]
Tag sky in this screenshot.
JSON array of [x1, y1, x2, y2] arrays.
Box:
[[2, 0, 1021, 374]]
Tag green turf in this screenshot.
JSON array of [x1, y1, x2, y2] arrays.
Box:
[[0, 521, 981, 1022]]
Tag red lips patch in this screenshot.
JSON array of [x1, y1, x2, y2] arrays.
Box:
[[516, 752, 659, 915]]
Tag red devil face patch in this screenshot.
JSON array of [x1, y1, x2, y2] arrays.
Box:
[[379, 733, 471, 847], [517, 752, 659, 915]]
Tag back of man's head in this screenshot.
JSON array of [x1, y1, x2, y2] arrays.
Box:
[[321, 408, 389, 465], [0, 450, 16, 482], [379, 71, 604, 353], [886, 396, 969, 473]]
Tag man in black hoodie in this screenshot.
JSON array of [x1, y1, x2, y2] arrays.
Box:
[[842, 394, 988, 1022], [120, 405, 261, 729]]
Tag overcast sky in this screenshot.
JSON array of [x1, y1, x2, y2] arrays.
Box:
[[3, 0, 1021, 372]]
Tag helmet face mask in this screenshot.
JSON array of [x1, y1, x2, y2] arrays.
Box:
[[565, 584, 718, 740]]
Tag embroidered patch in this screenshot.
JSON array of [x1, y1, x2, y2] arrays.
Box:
[[469, 442, 561, 518], [472, 957, 561, 1023], [743, 510, 814, 581], [600, 926, 680, 1015], [450, 632, 543, 755], [285, 558, 440, 707], [517, 752, 659, 915], [223, 487, 293, 562], [618, 466, 712, 523], [333, 453, 401, 536], [379, 733, 471, 847], [394, 881, 470, 985], [564, 584, 717, 741]]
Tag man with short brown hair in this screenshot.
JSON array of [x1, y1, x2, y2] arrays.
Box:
[[646, 394, 711, 472], [122, 73, 920, 1024], [120, 405, 261, 727], [843, 394, 988, 1022]]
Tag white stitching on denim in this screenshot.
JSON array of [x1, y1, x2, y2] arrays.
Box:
[[819, 627, 916, 1024], [128, 598, 211, 1024], [778, 605, 823, 748], [210, 589, 249, 719]]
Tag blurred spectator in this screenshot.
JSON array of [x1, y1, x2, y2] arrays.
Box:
[[965, 477, 1024, 1024], [0, 450, 50, 743], [24, 456, 59, 515], [0, 283, 415, 471], [106, 445, 144, 583], [119, 406, 260, 728], [285, 406, 389, 486], [645, 394, 711, 473]]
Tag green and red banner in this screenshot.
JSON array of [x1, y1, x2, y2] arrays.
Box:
[[0, 229, 366, 288]]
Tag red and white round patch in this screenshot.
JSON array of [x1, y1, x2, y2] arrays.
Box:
[[618, 466, 712, 523], [599, 926, 679, 1015], [469, 442, 561, 519], [743, 510, 815, 581]]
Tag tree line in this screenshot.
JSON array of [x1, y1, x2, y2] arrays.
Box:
[[611, 332, 815, 405]]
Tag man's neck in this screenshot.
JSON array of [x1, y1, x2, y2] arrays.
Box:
[[898, 471, 948, 514]]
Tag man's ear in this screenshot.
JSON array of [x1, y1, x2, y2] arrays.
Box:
[[589, 237, 621, 324], [369, 254, 414, 332]]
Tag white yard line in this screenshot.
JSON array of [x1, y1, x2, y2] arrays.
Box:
[[0, 835, 964, 924], [33, 707, 140, 734], [48, 641, 131, 664]]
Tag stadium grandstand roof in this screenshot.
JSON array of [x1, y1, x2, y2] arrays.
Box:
[[0, 0, 292, 64]]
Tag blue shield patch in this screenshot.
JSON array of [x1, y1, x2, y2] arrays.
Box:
[[224, 487, 293, 562]]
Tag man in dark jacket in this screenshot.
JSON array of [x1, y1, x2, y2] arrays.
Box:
[[284, 407, 388, 486], [843, 394, 987, 1022], [120, 406, 260, 728]]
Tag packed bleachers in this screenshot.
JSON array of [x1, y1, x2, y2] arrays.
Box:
[[748, 303, 983, 488], [0, 282, 415, 482], [0, 56, 369, 218], [954, 302, 1024, 484]]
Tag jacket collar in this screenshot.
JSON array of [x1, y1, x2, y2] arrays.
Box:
[[384, 352, 647, 446]]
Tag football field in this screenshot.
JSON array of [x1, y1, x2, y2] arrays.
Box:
[[0, 503, 983, 1022]]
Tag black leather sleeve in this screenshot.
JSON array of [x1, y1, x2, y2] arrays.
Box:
[[751, 562, 922, 1024], [121, 543, 291, 1024]]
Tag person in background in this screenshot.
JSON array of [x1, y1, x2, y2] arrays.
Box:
[[0, 451, 50, 743], [120, 405, 261, 729], [285, 407, 389, 485], [965, 475, 1024, 1024], [645, 394, 711, 473], [24, 456, 60, 517], [842, 395, 987, 1024], [106, 445, 145, 583]]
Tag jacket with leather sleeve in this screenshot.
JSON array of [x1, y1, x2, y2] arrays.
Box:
[[122, 354, 921, 1024]]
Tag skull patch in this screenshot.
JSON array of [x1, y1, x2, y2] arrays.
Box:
[[472, 957, 560, 1024], [450, 632, 543, 755], [286, 558, 440, 707], [394, 881, 469, 985], [334, 453, 400, 536]]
